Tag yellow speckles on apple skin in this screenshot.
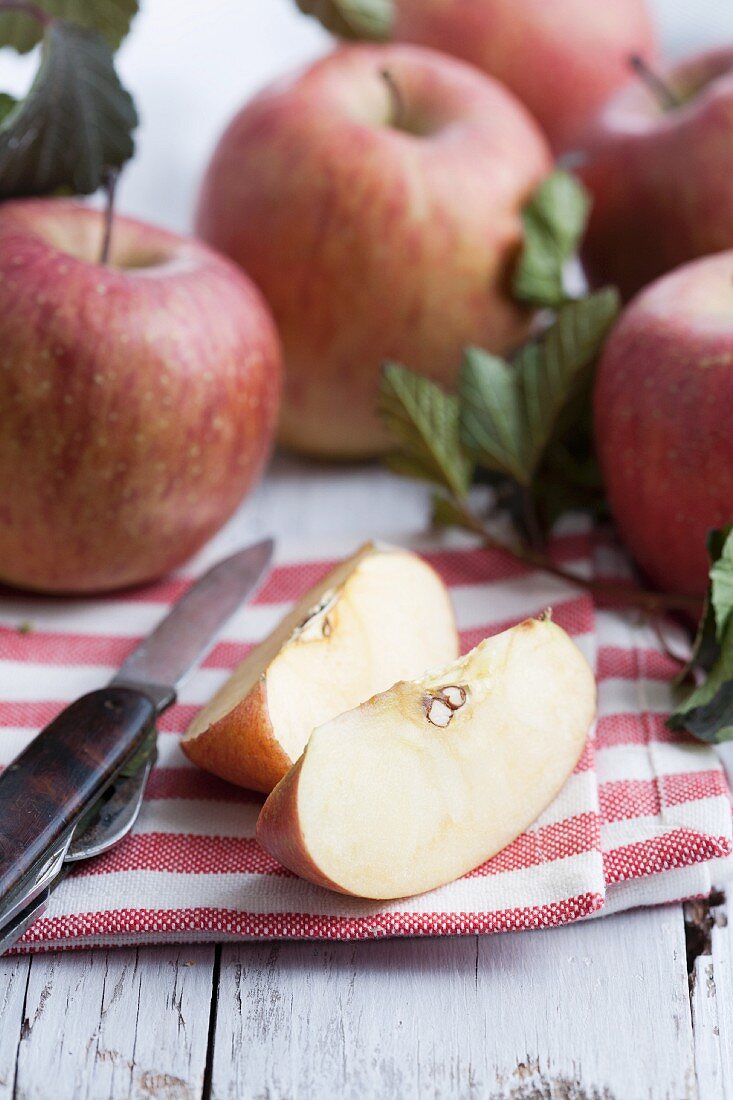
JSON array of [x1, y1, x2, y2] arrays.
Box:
[[196, 44, 550, 458], [698, 351, 733, 368], [594, 251, 733, 596], [0, 198, 282, 593]]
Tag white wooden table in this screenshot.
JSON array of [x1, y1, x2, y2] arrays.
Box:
[[1, 457, 731, 1100]]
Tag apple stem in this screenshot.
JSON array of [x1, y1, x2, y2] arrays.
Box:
[[380, 68, 405, 129], [450, 495, 703, 618], [0, 0, 52, 24], [629, 54, 682, 111], [98, 168, 119, 267]]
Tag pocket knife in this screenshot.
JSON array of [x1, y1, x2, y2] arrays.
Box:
[[0, 538, 274, 955]]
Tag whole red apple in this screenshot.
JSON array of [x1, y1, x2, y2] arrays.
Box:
[[295, 0, 657, 153], [594, 251, 733, 597], [580, 48, 733, 301], [196, 44, 551, 458], [0, 200, 281, 593]]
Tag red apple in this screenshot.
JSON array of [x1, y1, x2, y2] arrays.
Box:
[[0, 200, 281, 593], [594, 251, 733, 597], [196, 44, 551, 459], [580, 48, 733, 301], [295, 0, 657, 153]]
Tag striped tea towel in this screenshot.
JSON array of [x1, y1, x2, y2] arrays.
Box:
[[0, 520, 730, 952], [592, 532, 733, 916]]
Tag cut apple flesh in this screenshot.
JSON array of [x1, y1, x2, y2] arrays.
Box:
[[182, 543, 458, 793], [257, 617, 596, 899]]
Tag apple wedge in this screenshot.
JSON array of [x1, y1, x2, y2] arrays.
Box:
[[182, 543, 458, 793], [256, 616, 595, 899]]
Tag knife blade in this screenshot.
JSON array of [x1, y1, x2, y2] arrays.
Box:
[[112, 538, 273, 700], [0, 537, 274, 948]]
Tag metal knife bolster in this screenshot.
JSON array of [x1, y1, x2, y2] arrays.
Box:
[[0, 686, 162, 906]]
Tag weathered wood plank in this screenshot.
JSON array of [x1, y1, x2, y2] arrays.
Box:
[[0, 954, 29, 1099], [480, 905, 695, 1100], [12, 946, 215, 1100], [690, 892, 732, 1099], [211, 905, 694, 1100]]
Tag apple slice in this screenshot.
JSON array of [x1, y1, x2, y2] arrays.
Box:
[[182, 543, 458, 793], [256, 616, 595, 899]]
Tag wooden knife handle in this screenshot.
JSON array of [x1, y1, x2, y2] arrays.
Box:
[[0, 687, 157, 902]]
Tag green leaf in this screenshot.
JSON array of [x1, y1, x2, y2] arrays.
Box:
[[710, 528, 733, 641], [378, 362, 472, 499], [514, 170, 592, 309], [667, 622, 733, 743], [293, 0, 393, 40], [460, 348, 530, 483], [0, 0, 137, 54], [459, 289, 620, 487], [0, 20, 137, 200], [668, 526, 733, 743], [674, 526, 733, 685]]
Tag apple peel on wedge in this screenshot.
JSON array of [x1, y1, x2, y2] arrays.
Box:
[[182, 542, 458, 793], [256, 617, 596, 900]]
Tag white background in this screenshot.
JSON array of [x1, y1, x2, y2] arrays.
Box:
[[1, 0, 733, 234]]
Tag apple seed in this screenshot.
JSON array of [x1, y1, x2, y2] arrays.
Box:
[[425, 695, 455, 728], [439, 684, 467, 710], [294, 589, 338, 640]]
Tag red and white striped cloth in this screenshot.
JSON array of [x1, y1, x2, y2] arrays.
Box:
[[1, 520, 730, 952]]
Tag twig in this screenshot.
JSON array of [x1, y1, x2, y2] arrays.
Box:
[[520, 486, 543, 550], [450, 495, 702, 617]]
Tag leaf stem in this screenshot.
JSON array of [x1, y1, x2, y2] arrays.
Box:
[[451, 495, 702, 617], [98, 168, 118, 267], [629, 54, 682, 111], [0, 0, 52, 25]]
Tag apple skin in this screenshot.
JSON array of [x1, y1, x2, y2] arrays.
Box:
[[594, 251, 733, 597], [580, 48, 733, 301], [257, 753, 344, 893], [388, 0, 657, 153], [196, 43, 551, 459], [0, 200, 282, 593], [185, 681, 292, 795]]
